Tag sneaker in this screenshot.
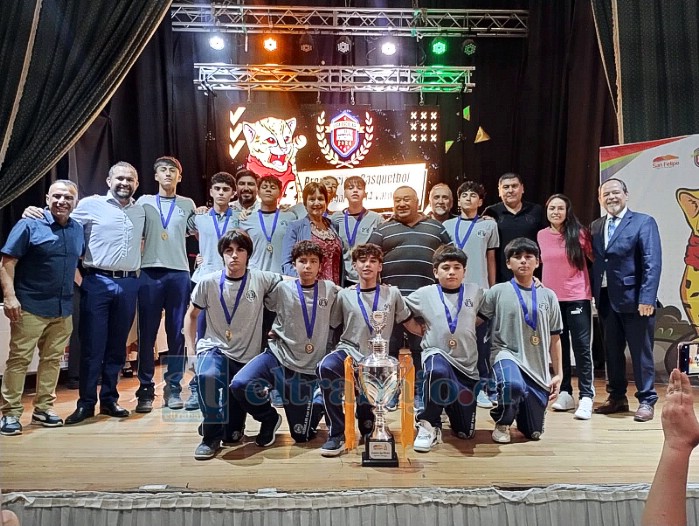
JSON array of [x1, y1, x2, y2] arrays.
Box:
[[135, 385, 155, 414], [223, 430, 244, 446], [194, 440, 221, 460], [552, 391, 575, 411], [476, 391, 493, 409], [269, 389, 284, 408], [530, 431, 541, 440], [492, 424, 511, 444], [413, 420, 442, 452], [256, 413, 282, 447], [164, 388, 184, 410], [320, 435, 345, 457], [0, 415, 23, 436], [185, 382, 200, 411], [413, 393, 425, 413], [31, 409, 64, 427], [574, 397, 593, 420]]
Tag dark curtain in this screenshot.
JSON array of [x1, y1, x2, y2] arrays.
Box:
[[0, 0, 172, 208]]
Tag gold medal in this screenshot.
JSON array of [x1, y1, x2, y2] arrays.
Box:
[[305, 343, 314, 354], [266, 243, 274, 253], [225, 329, 232, 341], [161, 231, 169, 240], [530, 334, 540, 346], [448, 338, 457, 349]]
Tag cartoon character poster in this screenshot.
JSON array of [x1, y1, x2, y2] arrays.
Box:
[[600, 135, 699, 379]]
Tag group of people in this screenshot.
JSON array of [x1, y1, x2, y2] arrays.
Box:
[[0, 159, 662, 464]]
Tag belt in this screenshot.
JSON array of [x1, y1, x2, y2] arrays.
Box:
[[86, 268, 138, 279]]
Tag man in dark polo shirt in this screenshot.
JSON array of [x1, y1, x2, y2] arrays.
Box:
[[483, 173, 546, 283], [0, 180, 83, 436], [368, 186, 452, 408]]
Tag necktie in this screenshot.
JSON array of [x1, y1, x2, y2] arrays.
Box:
[[607, 216, 617, 246]]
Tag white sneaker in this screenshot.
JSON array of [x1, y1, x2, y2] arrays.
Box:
[[552, 391, 575, 411], [492, 424, 511, 444], [476, 391, 493, 409], [574, 397, 593, 420], [413, 420, 442, 452]]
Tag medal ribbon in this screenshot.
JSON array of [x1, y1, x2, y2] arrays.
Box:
[[437, 284, 464, 334], [210, 208, 232, 240], [258, 209, 280, 244], [296, 279, 319, 340], [344, 209, 366, 247], [156, 194, 177, 231], [356, 285, 381, 333], [219, 270, 248, 326], [510, 278, 537, 331], [454, 215, 479, 249]]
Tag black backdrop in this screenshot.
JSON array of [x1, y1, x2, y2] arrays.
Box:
[[0, 0, 618, 241]]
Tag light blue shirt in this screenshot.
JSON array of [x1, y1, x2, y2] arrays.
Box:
[[71, 192, 145, 272]]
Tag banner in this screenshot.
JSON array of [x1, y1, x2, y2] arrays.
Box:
[[600, 134, 699, 379]]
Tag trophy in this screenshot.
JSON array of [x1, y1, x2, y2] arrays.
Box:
[[357, 310, 400, 467]]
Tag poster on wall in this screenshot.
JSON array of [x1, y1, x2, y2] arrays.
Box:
[[600, 135, 699, 379], [225, 104, 440, 210]]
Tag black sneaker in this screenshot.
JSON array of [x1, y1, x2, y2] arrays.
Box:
[[320, 435, 345, 457], [0, 415, 22, 436], [222, 429, 244, 446], [31, 409, 64, 427], [255, 413, 282, 447], [135, 385, 155, 414]]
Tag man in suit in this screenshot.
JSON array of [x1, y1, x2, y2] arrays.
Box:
[[590, 178, 661, 422]]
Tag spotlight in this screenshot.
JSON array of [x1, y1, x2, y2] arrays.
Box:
[[209, 34, 225, 51], [462, 38, 476, 56], [381, 40, 397, 56], [300, 33, 314, 53], [263, 36, 278, 52], [431, 37, 447, 56], [336, 36, 352, 54]]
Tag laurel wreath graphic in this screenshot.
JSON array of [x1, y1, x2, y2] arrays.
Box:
[[316, 111, 373, 168]]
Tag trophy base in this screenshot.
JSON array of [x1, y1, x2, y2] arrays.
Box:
[[362, 438, 399, 468]]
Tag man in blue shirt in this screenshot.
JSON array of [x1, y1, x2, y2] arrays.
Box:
[[0, 180, 83, 436]]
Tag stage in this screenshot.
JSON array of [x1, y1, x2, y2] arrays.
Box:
[[3, 373, 699, 525]]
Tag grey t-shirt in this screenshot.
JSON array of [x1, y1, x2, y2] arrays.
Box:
[[265, 279, 340, 375], [332, 284, 411, 362], [406, 283, 483, 380], [330, 209, 384, 282], [189, 209, 241, 283], [137, 194, 196, 271], [239, 209, 295, 273], [442, 216, 499, 289], [479, 281, 563, 391], [191, 269, 282, 362]]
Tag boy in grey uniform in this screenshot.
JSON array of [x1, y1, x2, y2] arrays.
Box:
[[231, 240, 340, 447], [184, 230, 282, 460], [406, 245, 484, 452], [478, 237, 563, 444], [317, 243, 415, 457]]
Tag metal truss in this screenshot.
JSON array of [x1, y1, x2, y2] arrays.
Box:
[[172, 3, 528, 38], [195, 64, 475, 93]]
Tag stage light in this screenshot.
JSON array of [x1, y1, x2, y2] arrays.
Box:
[[336, 36, 352, 54], [431, 37, 447, 56], [263, 36, 278, 52], [300, 33, 314, 53], [462, 38, 476, 56], [381, 40, 397, 56], [209, 34, 225, 51]]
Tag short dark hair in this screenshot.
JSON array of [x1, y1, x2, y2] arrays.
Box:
[[457, 181, 485, 200], [432, 245, 467, 269], [109, 161, 137, 179], [344, 176, 366, 191], [291, 240, 324, 263], [258, 175, 282, 191], [235, 169, 258, 184], [302, 181, 328, 205], [504, 237, 540, 260], [154, 156, 182, 173], [498, 172, 523, 186], [218, 229, 253, 259], [351, 243, 383, 263], [211, 171, 235, 188], [600, 177, 628, 193]]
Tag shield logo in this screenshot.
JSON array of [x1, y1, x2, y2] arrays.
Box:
[[693, 148, 699, 168], [329, 111, 361, 158]]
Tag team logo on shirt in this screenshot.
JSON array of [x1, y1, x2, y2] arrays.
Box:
[[246, 290, 257, 302], [319, 298, 329, 308], [381, 303, 392, 312], [477, 229, 487, 238], [538, 302, 549, 311], [464, 299, 473, 307]]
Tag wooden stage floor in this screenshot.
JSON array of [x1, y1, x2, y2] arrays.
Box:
[[2, 373, 698, 493]]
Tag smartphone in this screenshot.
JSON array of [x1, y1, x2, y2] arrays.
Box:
[[678, 342, 699, 376]]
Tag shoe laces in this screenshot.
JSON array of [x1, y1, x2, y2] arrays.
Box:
[[416, 422, 433, 439]]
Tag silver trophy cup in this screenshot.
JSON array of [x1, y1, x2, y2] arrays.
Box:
[[357, 310, 400, 467]]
